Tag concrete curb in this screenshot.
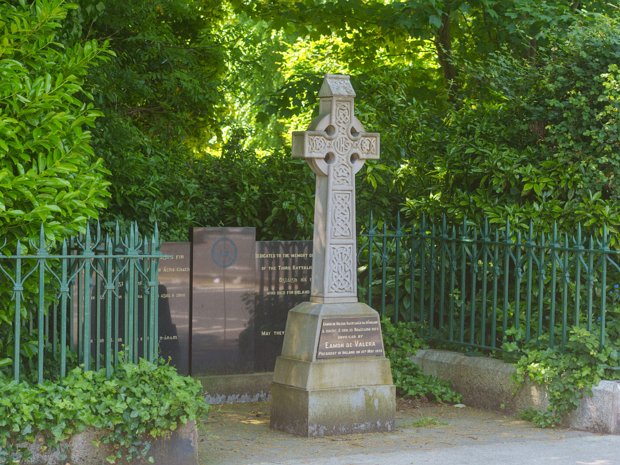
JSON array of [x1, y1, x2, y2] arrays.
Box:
[[413, 349, 620, 434], [22, 421, 198, 465]]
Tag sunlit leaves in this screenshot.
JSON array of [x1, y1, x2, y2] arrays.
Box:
[[0, 0, 111, 245]]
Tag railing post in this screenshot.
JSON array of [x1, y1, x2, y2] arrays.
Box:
[[469, 227, 478, 346], [525, 222, 535, 342], [13, 241, 23, 382], [419, 215, 427, 325], [549, 223, 558, 348], [367, 213, 375, 307], [60, 240, 69, 378], [537, 231, 547, 339], [514, 230, 522, 334], [381, 223, 388, 320], [574, 225, 583, 327], [429, 222, 437, 337], [37, 226, 47, 384], [438, 215, 447, 333], [448, 225, 457, 342], [105, 236, 114, 378], [561, 234, 570, 347], [502, 220, 511, 340], [600, 226, 608, 348], [459, 217, 467, 344], [586, 235, 595, 331], [149, 225, 160, 361], [83, 228, 93, 371], [491, 229, 500, 348], [480, 219, 489, 348]]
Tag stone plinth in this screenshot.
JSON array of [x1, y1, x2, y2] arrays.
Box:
[[270, 302, 395, 436]]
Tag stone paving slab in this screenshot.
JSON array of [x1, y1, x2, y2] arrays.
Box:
[[197, 400, 620, 465]]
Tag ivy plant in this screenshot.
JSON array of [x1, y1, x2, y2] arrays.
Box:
[[382, 318, 462, 403], [514, 327, 619, 427], [0, 359, 208, 464]]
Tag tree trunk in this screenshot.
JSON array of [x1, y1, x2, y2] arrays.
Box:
[[435, 4, 458, 103]]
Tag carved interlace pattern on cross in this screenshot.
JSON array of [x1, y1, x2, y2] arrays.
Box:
[[336, 102, 351, 129], [330, 79, 355, 96], [328, 245, 354, 293], [332, 192, 352, 239], [308, 136, 326, 154], [359, 137, 377, 157], [333, 162, 351, 187]]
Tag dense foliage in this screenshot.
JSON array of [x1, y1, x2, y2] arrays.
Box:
[[0, 0, 111, 376], [401, 14, 620, 234], [225, 0, 620, 236], [4, 1, 618, 239], [0, 359, 208, 464], [62, 0, 228, 239], [2, 0, 603, 242], [0, 0, 110, 244]]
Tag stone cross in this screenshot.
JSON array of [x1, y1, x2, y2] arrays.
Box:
[[292, 74, 380, 304]]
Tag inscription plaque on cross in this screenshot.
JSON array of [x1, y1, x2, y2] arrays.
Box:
[[292, 74, 380, 304]]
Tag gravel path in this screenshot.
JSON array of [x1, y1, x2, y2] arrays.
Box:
[[197, 399, 620, 465]]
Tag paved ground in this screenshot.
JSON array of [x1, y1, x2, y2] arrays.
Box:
[[197, 399, 620, 465]]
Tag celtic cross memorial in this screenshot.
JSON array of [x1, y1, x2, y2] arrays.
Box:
[[271, 74, 395, 437], [292, 74, 379, 304]]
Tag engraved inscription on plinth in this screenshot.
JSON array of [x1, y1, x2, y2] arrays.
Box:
[[316, 316, 385, 360]]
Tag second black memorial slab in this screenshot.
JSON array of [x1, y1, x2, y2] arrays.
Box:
[[191, 227, 256, 375]]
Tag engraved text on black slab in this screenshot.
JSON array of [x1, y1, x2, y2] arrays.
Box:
[[316, 317, 384, 359]]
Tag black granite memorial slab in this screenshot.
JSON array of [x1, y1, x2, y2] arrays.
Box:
[[191, 227, 256, 375], [71, 243, 191, 375], [158, 242, 191, 375], [255, 241, 312, 371]]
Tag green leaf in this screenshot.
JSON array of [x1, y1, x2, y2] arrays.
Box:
[[428, 14, 442, 29]]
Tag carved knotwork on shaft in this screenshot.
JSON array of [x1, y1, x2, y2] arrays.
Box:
[[332, 192, 352, 239], [291, 74, 380, 303], [328, 245, 354, 293]]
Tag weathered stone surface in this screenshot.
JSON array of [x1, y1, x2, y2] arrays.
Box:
[[271, 300, 395, 436], [413, 349, 547, 413], [270, 383, 395, 437], [273, 356, 393, 390], [413, 349, 620, 434], [567, 380, 620, 433], [22, 421, 198, 465], [198, 372, 272, 404]]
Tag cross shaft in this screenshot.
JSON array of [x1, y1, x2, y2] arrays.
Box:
[[292, 74, 380, 303]]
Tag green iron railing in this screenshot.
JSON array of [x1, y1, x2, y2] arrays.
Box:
[[0, 224, 162, 383], [358, 215, 620, 352]]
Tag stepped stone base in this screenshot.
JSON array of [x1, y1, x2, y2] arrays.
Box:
[[271, 381, 395, 437], [270, 301, 395, 437]]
